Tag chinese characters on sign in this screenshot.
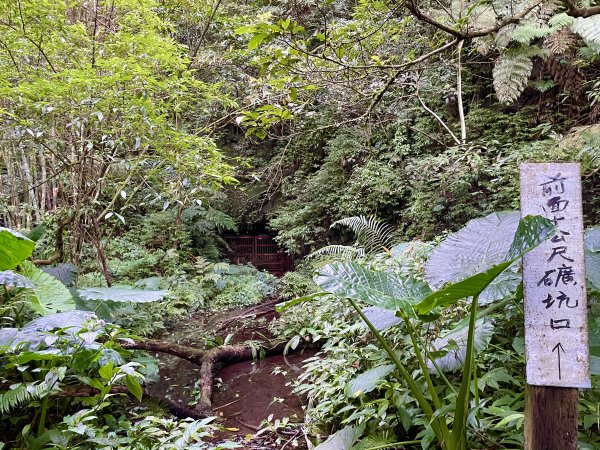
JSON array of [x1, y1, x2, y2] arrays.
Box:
[[520, 163, 590, 388]]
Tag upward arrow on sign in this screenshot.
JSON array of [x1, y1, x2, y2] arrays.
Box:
[[552, 342, 565, 380]]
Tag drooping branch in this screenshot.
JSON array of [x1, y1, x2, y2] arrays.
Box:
[[32, 220, 66, 266], [456, 40, 466, 147], [366, 38, 460, 117], [562, 0, 600, 18], [404, 0, 545, 39]]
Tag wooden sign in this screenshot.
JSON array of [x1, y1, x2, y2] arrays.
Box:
[[520, 162, 590, 388]]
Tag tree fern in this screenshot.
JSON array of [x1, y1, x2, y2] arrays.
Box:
[[544, 28, 577, 55], [493, 52, 534, 104], [572, 16, 600, 53], [331, 216, 397, 253]]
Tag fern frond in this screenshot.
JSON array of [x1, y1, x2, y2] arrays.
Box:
[[511, 25, 553, 45], [578, 45, 600, 60], [544, 29, 577, 55], [579, 146, 600, 169], [331, 216, 397, 253], [572, 16, 600, 53], [548, 12, 574, 28], [307, 245, 365, 259], [0, 383, 43, 413], [493, 52, 534, 104]]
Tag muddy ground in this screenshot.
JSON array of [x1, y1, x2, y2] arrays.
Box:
[[146, 300, 315, 449]]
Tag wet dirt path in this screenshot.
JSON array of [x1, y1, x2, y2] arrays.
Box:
[[146, 300, 314, 449]]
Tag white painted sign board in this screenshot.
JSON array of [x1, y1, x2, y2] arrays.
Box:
[[520, 163, 590, 388]]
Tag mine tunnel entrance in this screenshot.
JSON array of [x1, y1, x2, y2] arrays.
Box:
[[223, 234, 294, 276]]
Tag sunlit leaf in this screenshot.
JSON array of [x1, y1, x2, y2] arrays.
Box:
[[315, 262, 431, 317], [0, 228, 35, 271]]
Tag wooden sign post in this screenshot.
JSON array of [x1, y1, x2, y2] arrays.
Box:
[[520, 163, 590, 450]]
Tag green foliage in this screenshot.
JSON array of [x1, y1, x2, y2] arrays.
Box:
[[0, 228, 35, 271], [286, 213, 556, 449], [77, 287, 168, 303], [493, 52, 534, 104], [211, 268, 279, 310]]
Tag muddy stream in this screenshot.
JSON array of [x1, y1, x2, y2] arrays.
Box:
[[146, 302, 315, 449]]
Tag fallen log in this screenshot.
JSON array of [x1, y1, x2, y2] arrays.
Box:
[[119, 336, 306, 416], [196, 340, 288, 413], [120, 338, 205, 365]]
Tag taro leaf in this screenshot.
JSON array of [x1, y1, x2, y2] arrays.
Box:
[[346, 364, 395, 397], [26, 223, 46, 242], [479, 266, 521, 305], [0, 227, 36, 271], [362, 307, 402, 330], [41, 263, 77, 287], [590, 356, 600, 375], [0, 311, 95, 349], [585, 226, 600, 252], [586, 251, 600, 292], [425, 211, 520, 290], [417, 215, 554, 314], [588, 316, 600, 357], [134, 277, 162, 290], [20, 261, 75, 315], [24, 310, 94, 332], [315, 262, 430, 317], [315, 426, 361, 450], [0, 328, 21, 347], [0, 270, 36, 289], [427, 319, 494, 373], [78, 287, 168, 303], [585, 227, 600, 292]]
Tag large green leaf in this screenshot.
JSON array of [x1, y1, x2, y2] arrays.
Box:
[[586, 251, 600, 292], [591, 356, 600, 376], [346, 364, 395, 397], [0, 311, 95, 349], [0, 227, 36, 271], [315, 262, 430, 317], [417, 215, 554, 314], [585, 226, 600, 292], [428, 319, 494, 373], [585, 226, 600, 252], [362, 306, 402, 330], [41, 263, 77, 287], [315, 426, 361, 450], [20, 261, 75, 315], [78, 287, 168, 303], [425, 211, 520, 289], [0, 270, 36, 289], [479, 266, 521, 305]]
